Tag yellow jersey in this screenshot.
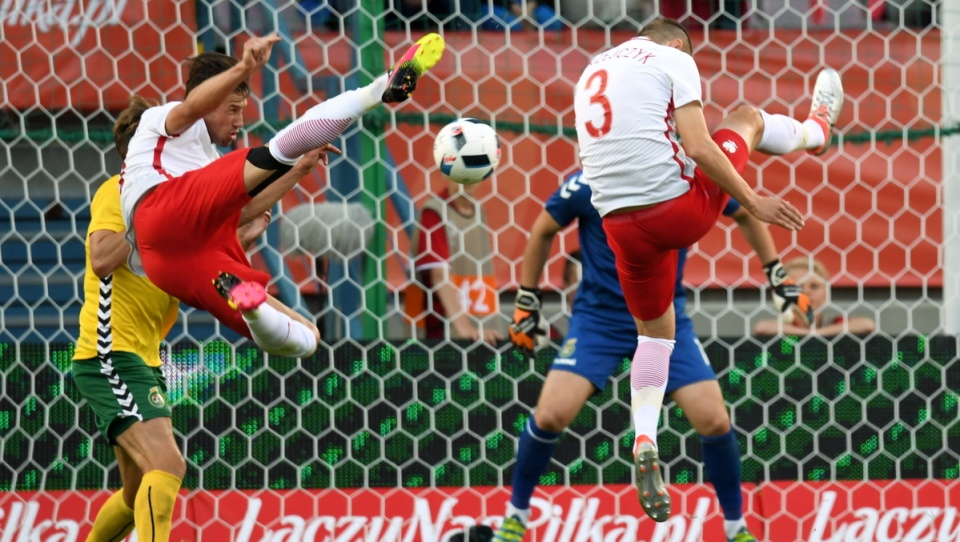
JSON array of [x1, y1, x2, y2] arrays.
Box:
[[73, 176, 179, 366]]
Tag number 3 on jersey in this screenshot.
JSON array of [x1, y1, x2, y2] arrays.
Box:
[[584, 70, 612, 138]]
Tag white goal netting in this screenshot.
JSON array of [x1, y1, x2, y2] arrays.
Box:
[[0, 1, 956, 541]]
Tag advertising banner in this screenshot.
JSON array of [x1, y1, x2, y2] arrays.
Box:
[[2, 480, 958, 541]]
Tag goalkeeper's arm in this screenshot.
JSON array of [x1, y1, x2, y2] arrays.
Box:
[[730, 207, 813, 326], [509, 210, 562, 352]]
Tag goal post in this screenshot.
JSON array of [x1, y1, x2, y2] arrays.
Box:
[[942, 0, 960, 333]]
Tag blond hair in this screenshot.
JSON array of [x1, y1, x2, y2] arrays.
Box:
[[784, 257, 830, 280]]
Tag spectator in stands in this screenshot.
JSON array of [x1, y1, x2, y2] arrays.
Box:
[[753, 257, 877, 336], [482, 0, 563, 31], [406, 176, 504, 345]]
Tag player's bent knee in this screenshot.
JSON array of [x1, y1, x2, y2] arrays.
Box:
[[142, 443, 187, 479], [169, 455, 187, 480], [693, 413, 732, 437], [717, 105, 762, 132], [533, 407, 575, 433]]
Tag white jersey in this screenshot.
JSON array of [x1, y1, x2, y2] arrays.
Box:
[[573, 37, 703, 216], [119, 101, 220, 230], [119, 101, 220, 274]]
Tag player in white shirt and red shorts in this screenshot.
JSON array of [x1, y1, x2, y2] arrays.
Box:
[[117, 33, 445, 357], [571, 17, 843, 526]]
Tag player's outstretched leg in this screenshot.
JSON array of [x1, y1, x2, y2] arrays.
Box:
[[382, 33, 446, 103], [214, 272, 318, 357], [728, 67, 843, 159], [265, 33, 445, 166], [634, 436, 671, 522], [806, 67, 844, 156]]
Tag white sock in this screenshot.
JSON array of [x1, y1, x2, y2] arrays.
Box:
[[757, 110, 825, 154], [242, 303, 317, 357], [268, 74, 388, 165], [725, 518, 746, 538], [504, 502, 531, 524], [629, 336, 675, 450]]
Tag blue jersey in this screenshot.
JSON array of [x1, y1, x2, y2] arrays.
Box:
[[546, 171, 742, 392], [545, 171, 741, 326]]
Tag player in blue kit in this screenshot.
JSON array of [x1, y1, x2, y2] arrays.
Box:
[[494, 171, 812, 542]]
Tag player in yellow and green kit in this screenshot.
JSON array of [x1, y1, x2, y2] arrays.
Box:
[[71, 170, 184, 542]]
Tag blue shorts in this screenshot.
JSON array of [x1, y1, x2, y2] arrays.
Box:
[[549, 313, 717, 394]]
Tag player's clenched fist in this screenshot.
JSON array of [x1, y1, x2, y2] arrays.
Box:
[[764, 259, 814, 326], [509, 286, 549, 353]]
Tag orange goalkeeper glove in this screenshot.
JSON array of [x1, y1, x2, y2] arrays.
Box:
[[764, 259, 814, 326], [509, 286, 549, 354]]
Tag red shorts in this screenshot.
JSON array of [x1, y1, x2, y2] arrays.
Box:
[[133, 148, 269, 339], [602, 129, 748, 321]]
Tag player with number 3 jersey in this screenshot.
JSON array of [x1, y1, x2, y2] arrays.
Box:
[[569, 17, 843, 525]]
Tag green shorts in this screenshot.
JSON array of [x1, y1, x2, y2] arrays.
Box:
[[72, 352, 171, 444]]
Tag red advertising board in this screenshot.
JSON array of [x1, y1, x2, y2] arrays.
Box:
[[2, 480, 958, 541]]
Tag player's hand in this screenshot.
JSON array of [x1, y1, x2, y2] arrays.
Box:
[[453, 320, 502, 346], [508, 286, 549, 354], [242, 33, 281, 71], [316, 143, 341, 165], [749, 196, 805, 231], [292, 145, 340, 174], [237, 210, 271, 250], [764, 259, 814, 326]]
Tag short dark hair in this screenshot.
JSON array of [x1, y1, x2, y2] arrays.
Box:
[[184, 52, 250, 97], [113, 95, 157, 160], [638, 17, 693, 54]]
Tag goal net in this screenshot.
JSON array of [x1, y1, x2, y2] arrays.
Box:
[[0, 1, 955, 541]]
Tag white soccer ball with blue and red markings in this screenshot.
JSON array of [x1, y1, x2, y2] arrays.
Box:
[[433, 119, 501, 185]]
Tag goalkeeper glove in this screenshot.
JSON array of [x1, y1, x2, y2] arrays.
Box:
[[764, 259, 814, 326], [509, 286, 550, 353]]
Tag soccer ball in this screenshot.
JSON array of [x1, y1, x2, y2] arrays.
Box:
[[433, 119, 501, 185]]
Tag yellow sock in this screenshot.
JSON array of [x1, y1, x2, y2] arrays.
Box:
[[134, 470, 182, 542], [86, 490, 135, 542]]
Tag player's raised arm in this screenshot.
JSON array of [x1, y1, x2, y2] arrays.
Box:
[[165, 34, 281, 136], [510, 210, 561, 353], [520, 210, 563, 288]]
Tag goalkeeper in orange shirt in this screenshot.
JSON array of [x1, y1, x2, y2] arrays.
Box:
[[72, 109, 321, 542]]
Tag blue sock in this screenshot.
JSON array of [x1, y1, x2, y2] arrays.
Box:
[[700, 430, 744, 520], [510, 417, 561, 509]]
